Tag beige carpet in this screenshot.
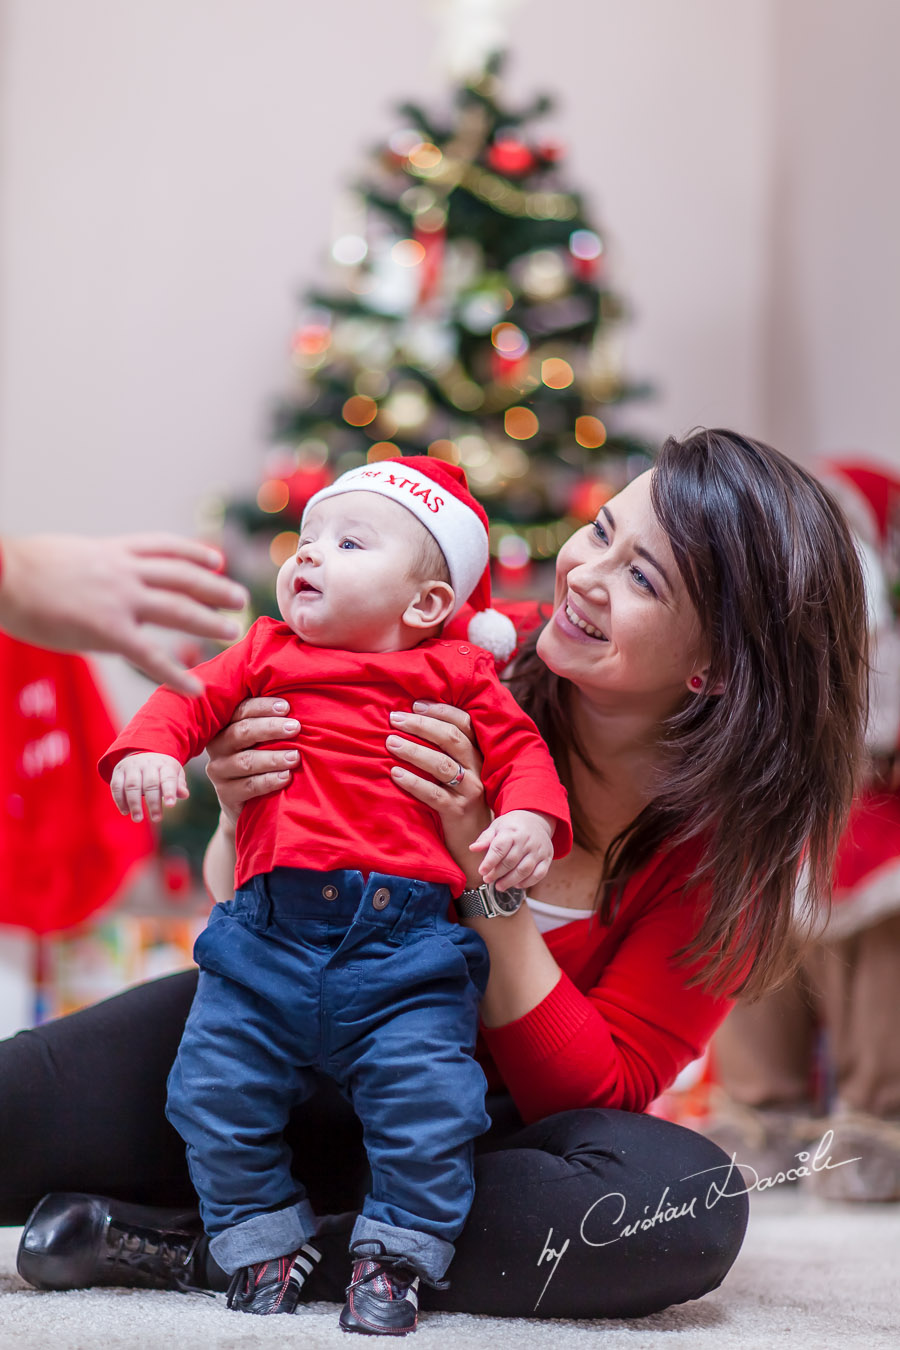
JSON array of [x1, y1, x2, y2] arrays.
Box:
[[0, 1190, 897, 1349]]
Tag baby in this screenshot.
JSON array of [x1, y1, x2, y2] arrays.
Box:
[[100, 456, 571, 1336]]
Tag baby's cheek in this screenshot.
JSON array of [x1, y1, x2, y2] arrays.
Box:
[[274, 562, 297, 631]]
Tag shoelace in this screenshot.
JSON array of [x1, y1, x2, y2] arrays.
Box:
[[108, 1225, 208, 1295], [347, 1258, 418, 1298]]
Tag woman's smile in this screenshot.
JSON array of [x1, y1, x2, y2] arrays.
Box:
[[562, 595, 607, 641]]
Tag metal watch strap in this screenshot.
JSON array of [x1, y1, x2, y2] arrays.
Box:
[[456, 885, 493, 918]]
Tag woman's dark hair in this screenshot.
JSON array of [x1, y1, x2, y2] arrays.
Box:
[[508, 428, 870, 998]]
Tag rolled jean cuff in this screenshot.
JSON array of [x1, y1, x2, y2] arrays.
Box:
[[208, 1199, 317, 1276], [350, 1215, 454, 1284]]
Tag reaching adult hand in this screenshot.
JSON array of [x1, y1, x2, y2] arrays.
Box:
[[0, 533, 248, 696], [386, 699, 492, 886], [205, 696, 301, 832]]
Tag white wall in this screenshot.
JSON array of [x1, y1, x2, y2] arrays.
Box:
[[762, 0, 900, 471], [0, 0, 772, 555]]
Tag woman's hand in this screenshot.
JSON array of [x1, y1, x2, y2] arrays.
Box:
[[386, 700, 492, 885], [205, 696, 300, 832]]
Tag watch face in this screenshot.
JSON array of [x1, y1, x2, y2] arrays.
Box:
[[492, 885, 526, 914]]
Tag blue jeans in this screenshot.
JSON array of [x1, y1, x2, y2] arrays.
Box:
[[166, 867, 490, 1282]]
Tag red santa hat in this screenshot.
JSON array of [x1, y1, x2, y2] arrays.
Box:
[[303, 456, 518, 661], [822, 459, 900, 551]]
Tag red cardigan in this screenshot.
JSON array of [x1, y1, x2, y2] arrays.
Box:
[[446, 601, 732, 1122]]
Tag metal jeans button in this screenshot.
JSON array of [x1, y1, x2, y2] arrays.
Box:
[[372, 887, 390, 910], [322, 884, 339, 901]]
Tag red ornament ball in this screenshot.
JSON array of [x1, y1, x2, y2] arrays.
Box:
[[486, 139, 535, 178]]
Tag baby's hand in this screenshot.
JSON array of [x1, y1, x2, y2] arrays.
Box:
[[469, 810, 555, 891], [110, 752, 189, 823]]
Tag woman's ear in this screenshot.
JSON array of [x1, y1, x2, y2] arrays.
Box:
[[404, 581, 456, 630]]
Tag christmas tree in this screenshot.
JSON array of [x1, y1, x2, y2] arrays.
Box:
[[221, 53, 651, 615], [167, 53, 653, 877]]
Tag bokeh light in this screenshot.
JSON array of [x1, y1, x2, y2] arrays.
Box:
[[407, 141, 443, 172], [541, 358, 574, 389], [569, 229, 603, 261], [270, 531, 299, 567], [342, 395, 378, 427], [391, 239, 426, 267], [575, 415, 608, 448], [491, 323, 529, 359], [257, 479, 290, 514], [331, 235, 368, 266], [497, 534, 531, 569], [504, 407, 539, 440], [428, 439, 460, 463], [367, 442, 400, 462]]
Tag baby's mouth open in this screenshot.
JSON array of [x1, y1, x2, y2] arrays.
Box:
[[294, 577, 321, 596]]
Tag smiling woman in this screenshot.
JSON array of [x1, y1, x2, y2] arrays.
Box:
[[4, 430, 870, 1326]]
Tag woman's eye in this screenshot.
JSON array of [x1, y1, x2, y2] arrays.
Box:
[[591, 519, 608, 544], [630, 566, 654, 594]]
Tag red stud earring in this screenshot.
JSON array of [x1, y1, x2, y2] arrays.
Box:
[[690, 676, 703, 691]]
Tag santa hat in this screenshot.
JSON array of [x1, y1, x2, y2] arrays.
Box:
[[822, 459, 900, 551], [302, 456, 518, 661]]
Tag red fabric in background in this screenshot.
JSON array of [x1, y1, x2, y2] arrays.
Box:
[[0, 634, 152, 933]]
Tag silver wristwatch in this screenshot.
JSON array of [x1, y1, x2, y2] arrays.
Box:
[[455, 883, 526, 919]]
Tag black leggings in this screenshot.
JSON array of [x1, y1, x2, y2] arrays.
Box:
[[0, 970, 748, 1318]]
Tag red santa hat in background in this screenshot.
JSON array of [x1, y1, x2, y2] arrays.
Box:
[[820, 457, 900, 757], [302, 456, 518, 661], [821, 459, 900, 555]]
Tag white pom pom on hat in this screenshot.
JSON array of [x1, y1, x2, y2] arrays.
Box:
[[303, 455, 518, 662]]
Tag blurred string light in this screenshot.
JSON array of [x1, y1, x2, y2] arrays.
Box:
[[497, 533, 531, 570], [491, 322, 529, 359], [342, 395, 378, 427], [569, 229, 603, 261], [575, 415, 607, 448], [404, 144, 577, 220], [427, 439, 460, 462], [541, 357, 574, 389], [269, 531, 299, 566], [407, 141, 444, 173], [257, 479, 291, 513], [332, 235, 368, 265], [392, 239, 427, 267], [504, 406, 539, 440], [367, 441, 400, 462]]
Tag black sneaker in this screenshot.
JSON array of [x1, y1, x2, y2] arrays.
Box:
[[225, 1243, 323, 1315], [17, 1192, 207, 1293], [339, 1255, 421, 1336]]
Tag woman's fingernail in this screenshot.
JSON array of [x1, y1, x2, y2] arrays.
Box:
[[389, 711, 407, 724], [386, 735, 403, 749], [273, 699, 289, 713], [412, 701, 433, 712], [283, 719, 300, 732], [283, 750, 300, 763], [390, 766, 405, 778], [276, 771, 291, 780]]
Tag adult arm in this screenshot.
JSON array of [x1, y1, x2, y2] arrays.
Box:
[[0, 533, 248, 697], [389, 704, 731, 1122], [202, 696, 302, 902], [387, 700, 564, 1026]]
